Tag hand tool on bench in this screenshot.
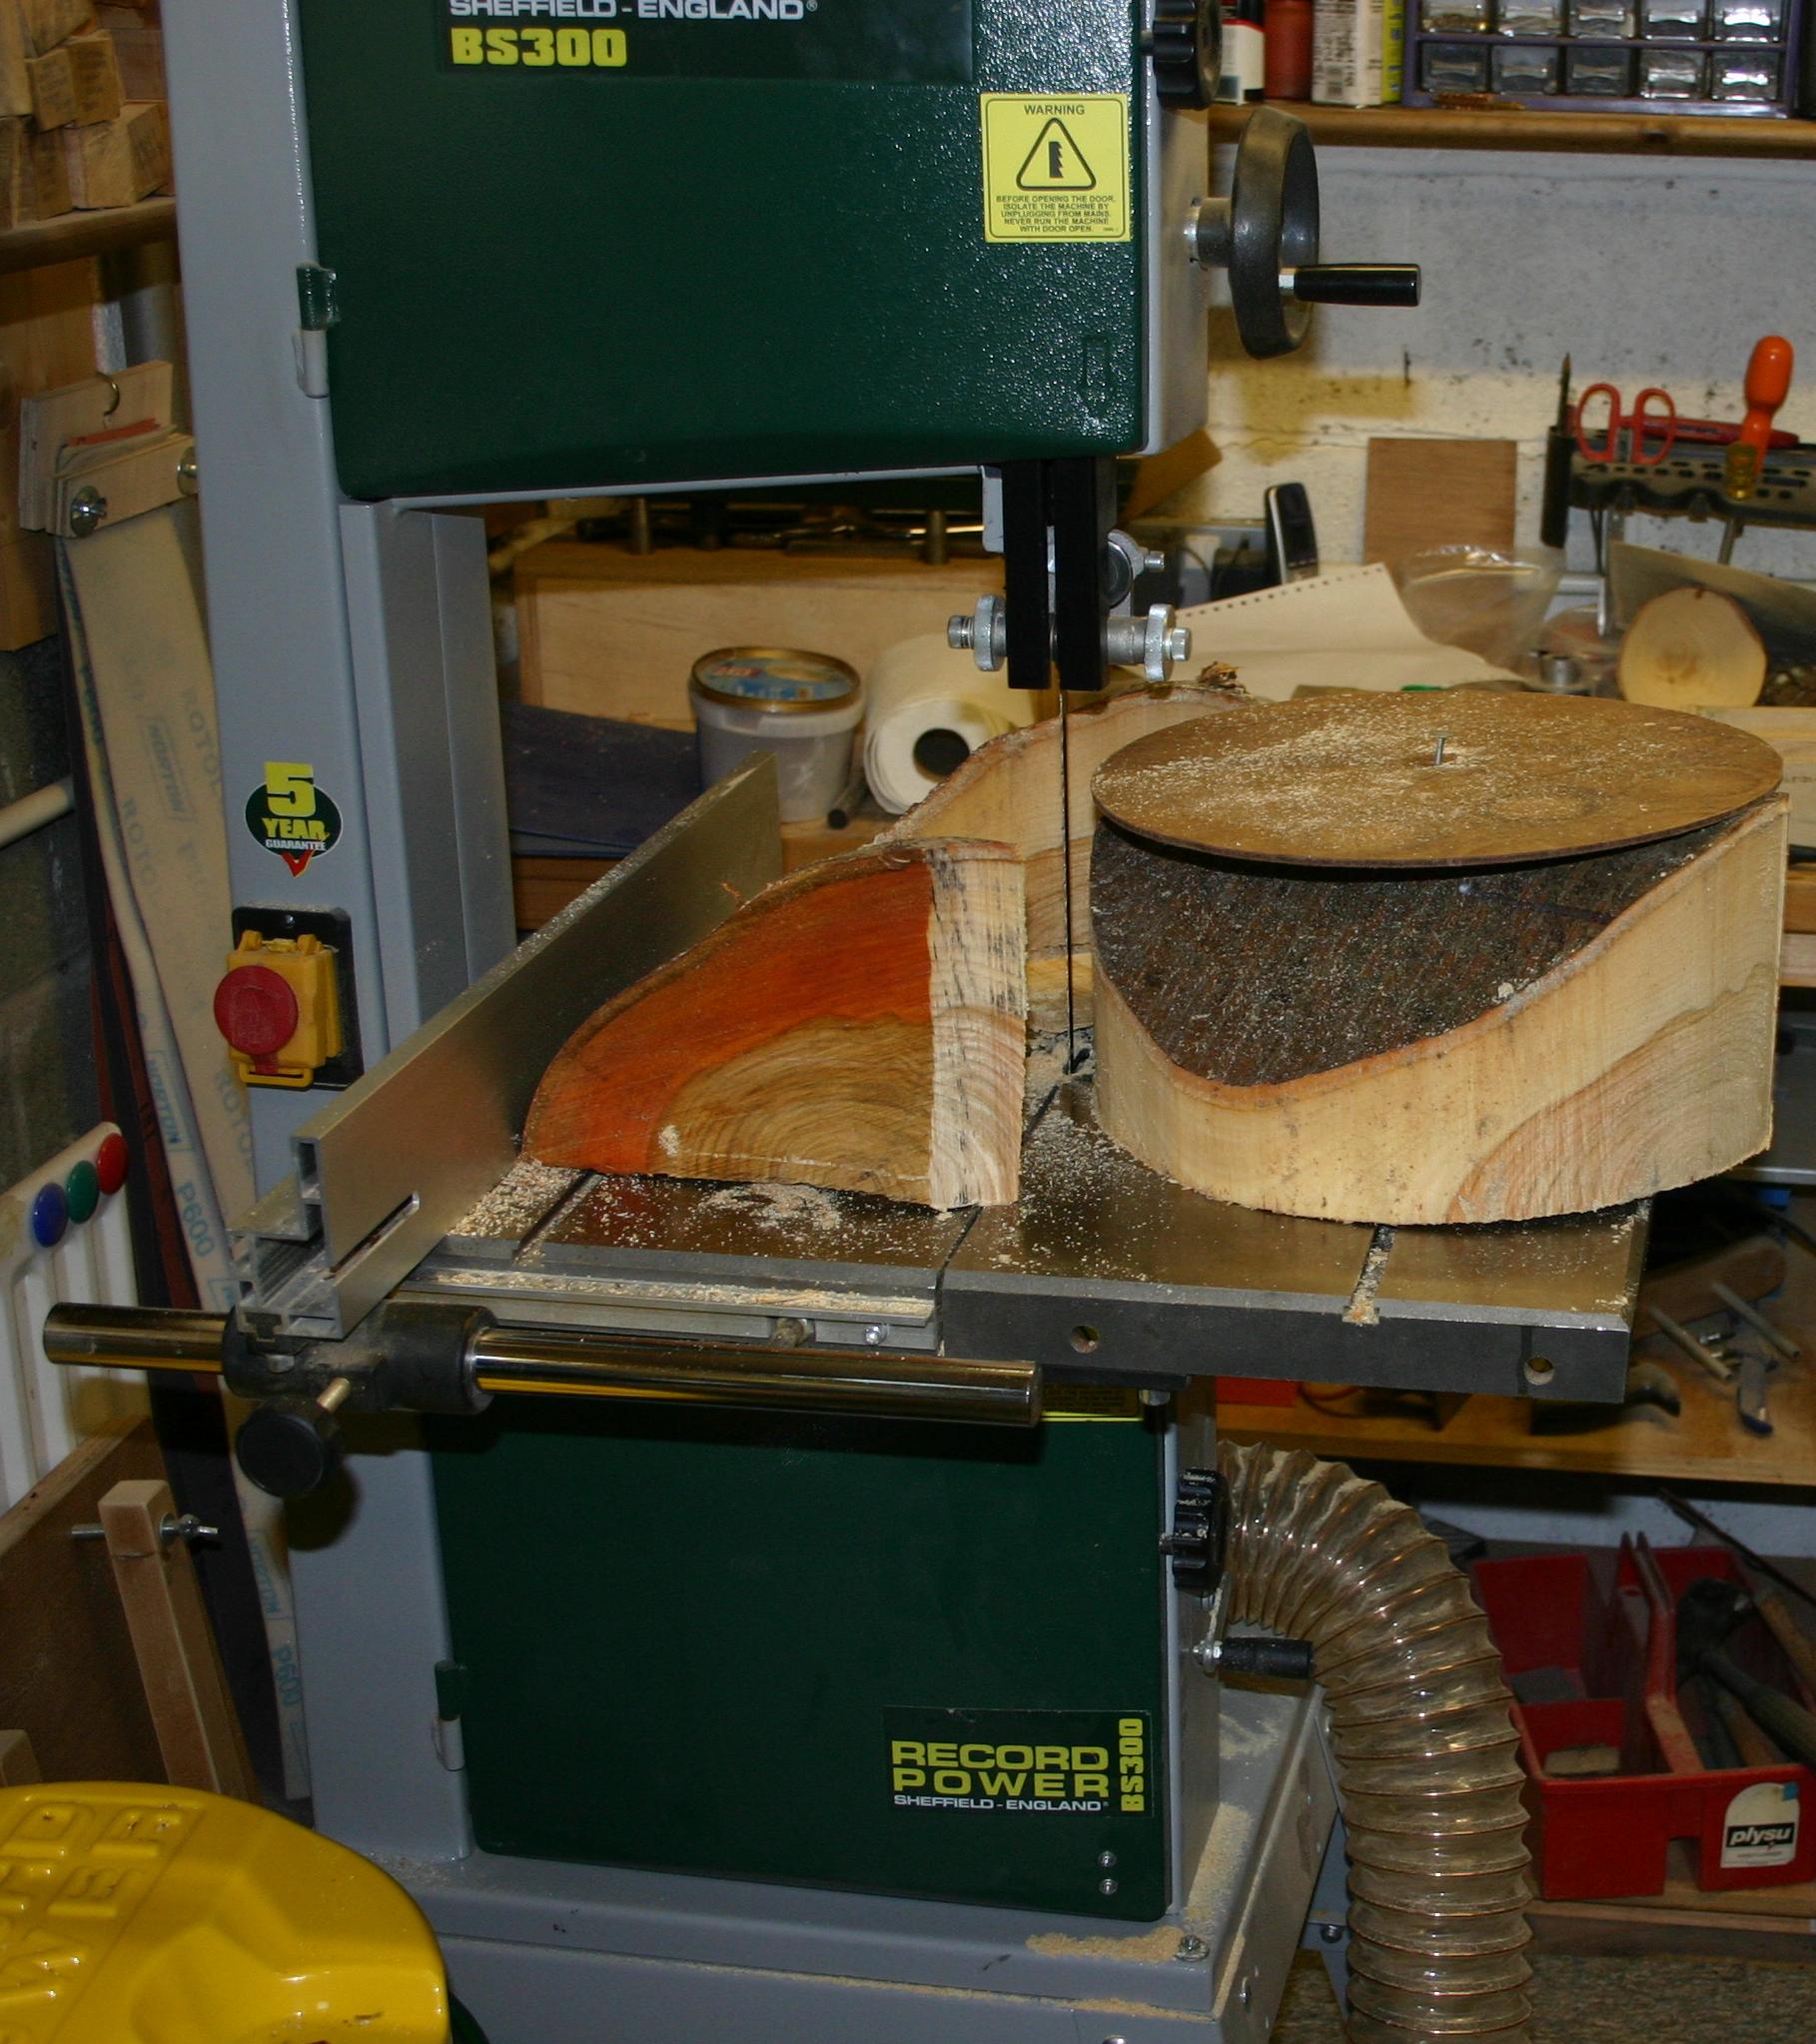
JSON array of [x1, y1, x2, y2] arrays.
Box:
[[1754, 1586, 1816, 1699], [1721, 335, 1795, 563], [1712, 1281, 1802, 1362], [1677, 1576, 1816, 1769], [1647, 1306, 1737, 1384], [1576, 382, 1678, 467], [1734, 1345, 1776, 1437], [1710, 1683, 1785, 1768], [1577, 381, 1677, 589]]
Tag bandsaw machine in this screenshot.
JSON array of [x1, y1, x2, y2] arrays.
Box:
[[46, 5, 1648, 2040]]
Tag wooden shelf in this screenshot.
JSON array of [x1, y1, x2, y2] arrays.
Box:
[[1530, 1845, 1816, 1961], [1220, 1365, 1816, 1486], [1224, 1190, 1816, 1485], [0, 198, 177, 280], [1206, 103, 1816, 158]]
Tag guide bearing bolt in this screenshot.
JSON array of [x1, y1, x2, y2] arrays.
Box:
[[949, 598, 1192, 684], [72, 1513, 219, 1546], [69, 487, 108, 537]]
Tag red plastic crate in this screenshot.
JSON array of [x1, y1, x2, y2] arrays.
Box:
[[1472, 1542, 1815, 1900], [1216, 1377, 1298, 1408]]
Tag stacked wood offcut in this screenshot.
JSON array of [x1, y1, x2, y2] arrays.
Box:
[[0, 0, 168, 229]]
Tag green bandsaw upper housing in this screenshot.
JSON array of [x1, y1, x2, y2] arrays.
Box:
[[297, 0, 1153, 499]]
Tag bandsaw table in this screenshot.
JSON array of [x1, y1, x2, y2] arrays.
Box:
[[235, 760, 1646, 1408]]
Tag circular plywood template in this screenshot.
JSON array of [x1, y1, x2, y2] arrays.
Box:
[[1092, 691, 1783, 868]]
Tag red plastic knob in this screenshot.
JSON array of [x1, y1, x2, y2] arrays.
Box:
[[95, 1131, 129, 1196], [214, 965, 300, 1060]]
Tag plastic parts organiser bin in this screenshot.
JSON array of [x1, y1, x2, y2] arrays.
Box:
[[1473, 1540, 1816, 1900], [0, 1780, 464, 2040]]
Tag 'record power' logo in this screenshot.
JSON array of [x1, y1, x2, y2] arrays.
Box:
[[441, 0, 811, 71], [886, 1709, 1150, 1816], [434, 0, 974, 85]]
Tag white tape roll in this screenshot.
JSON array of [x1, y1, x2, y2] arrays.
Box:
[[861, 632, 1041, 814]]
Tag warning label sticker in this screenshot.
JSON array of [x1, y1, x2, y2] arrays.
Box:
[[980, 95, 1131, 245]]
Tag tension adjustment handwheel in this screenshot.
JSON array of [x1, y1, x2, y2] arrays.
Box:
[[1195, 107, 1422, 360]]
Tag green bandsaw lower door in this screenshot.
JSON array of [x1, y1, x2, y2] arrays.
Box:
[[430, 1403, 1171, 1920]]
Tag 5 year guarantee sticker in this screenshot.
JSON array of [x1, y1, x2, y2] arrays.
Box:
[[980, 95, 1131, 245]]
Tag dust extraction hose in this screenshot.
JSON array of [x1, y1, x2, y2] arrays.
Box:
[[1219, 1442, 1533, 2044]]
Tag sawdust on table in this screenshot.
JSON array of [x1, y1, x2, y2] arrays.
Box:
[[1023, 1023, 1089, 1116], [452, 1159, 584, 1240], [697, 1181, 846, 1233], [1344, 1229, 1395, 1328]]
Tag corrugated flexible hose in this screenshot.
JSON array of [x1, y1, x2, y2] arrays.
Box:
[[1219, 1441, 1533, 2043]]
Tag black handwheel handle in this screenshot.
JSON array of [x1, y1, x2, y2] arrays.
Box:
[[1197, 107, 1421, 359], [1288, 265, 1422, 309]]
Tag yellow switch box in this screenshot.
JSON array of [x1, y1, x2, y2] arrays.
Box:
[[213, 929, 345, 1090], [0, 1781, 450, 2041]]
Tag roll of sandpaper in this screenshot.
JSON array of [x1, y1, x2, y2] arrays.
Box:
[[861, 633, 1040, 814]]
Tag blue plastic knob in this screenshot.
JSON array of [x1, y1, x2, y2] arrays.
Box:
[[31, 1183, 68, 1249]]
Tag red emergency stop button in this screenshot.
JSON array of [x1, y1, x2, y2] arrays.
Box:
[[214, 965, 301, 1061]]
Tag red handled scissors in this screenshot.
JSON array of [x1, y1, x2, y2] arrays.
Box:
[[1575, 384, 1678, 466]]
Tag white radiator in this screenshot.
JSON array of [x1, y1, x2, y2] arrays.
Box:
[[0, 1122, 144, 1511]]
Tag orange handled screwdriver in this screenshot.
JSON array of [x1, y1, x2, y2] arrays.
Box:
[[1726, 335, 1794, 503]]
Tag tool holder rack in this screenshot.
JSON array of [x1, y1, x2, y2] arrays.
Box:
[[1572, 445, 1816, 532]]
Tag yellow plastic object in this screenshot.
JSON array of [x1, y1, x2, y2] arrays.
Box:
[[0, 1782, 449, 2042], [220, 929, 345, 1090], [220, 928, 345, 1087]]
